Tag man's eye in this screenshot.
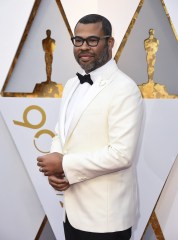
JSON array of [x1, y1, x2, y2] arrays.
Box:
[[88, 38, 98, 42], [75, 38, 82, 43]]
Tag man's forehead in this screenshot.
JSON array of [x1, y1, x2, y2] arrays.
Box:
[[74, 22, 103, 35]]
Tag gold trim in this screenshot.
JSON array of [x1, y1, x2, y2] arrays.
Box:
[[114, 0, 144, 63], [150, 211, 165, 240], [138, 80, 178, 98], [161, 0, 178, 41], [56, 0, 73, 37], [141, 211, 165, 240], [35, 215, 48, 240], [2, 93, 38, 97], [1, 0, 41, 94]]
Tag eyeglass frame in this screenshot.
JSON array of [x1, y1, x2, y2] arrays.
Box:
[[71, 35, 111, 47]]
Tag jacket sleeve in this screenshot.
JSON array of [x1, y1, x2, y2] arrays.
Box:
[[50, 123, 63, 153], [62, 82, 144, 184]]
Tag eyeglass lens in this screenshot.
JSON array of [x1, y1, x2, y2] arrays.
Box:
[[73, 36, 100, 47]]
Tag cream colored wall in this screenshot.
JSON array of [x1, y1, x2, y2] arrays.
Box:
[[61, 0, 140, 57], [164, 0, 178, 36], [0, 113, 45, 240], [0, 0, 35, 91]]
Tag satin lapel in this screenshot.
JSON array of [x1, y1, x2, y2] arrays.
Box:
[[64, 77, 112, 145], [59, 79, 79, 145]]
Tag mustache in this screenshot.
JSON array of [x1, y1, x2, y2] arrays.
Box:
[[78, 51, 95, 57]]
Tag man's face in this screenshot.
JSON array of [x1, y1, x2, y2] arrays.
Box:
[[73, 22, 113, 73]]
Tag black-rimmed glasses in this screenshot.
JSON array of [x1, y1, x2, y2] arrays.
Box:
[[71, 35, 111, 47]]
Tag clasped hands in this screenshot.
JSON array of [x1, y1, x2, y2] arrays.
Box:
[[37, 152, 70, 191]]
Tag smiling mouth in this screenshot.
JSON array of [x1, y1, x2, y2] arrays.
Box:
[[79, 54, 94, 62]]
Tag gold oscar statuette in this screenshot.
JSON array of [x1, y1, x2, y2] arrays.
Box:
[[33, 29, 63, 97], [145, 29, 159, 83], [43, 29, 56, 83], [138, 29, 177, 98]]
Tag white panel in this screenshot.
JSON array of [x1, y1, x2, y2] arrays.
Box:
[[155, 155, 178, 240], [60, 0, 97, 30], [164, 0, 178, 36], [61, 0, 140, 56], [5, 0, 81, 92], [0, 0, 35, 91], [0, 98, 65, 240], [132, 100, 178, 239], [98, 0, 140, 57], [0, 112, 44, 240]]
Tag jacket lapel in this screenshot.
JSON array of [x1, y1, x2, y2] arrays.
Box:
[[64, 76, 113, 145], [59, 79, 79, 145], [63, 60, 119, 146]]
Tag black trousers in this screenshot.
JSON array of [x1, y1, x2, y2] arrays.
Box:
[[63, 216, 132, 240]]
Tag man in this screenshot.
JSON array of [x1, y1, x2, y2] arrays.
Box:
[[37, 14, 143, 240]]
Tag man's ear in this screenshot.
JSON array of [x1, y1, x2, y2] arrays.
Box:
[[108, 37, 115, 50]]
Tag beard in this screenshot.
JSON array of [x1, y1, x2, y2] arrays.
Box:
[[75, 43, 109, 73]]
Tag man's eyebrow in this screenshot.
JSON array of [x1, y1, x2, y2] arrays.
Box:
[[74, 35, 99, 38]]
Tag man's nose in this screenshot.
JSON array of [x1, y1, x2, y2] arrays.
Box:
[[80, 40, 90, 50]]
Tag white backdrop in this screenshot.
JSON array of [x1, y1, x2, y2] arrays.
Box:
[[0, 98, 64, 240], [0, 0, 35, 91], [164, 0, 178, 39], [0, 112, 44, 240], [61, 0, 141, 56]]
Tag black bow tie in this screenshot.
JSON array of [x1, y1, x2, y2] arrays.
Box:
[[76, 72, 93, 85]]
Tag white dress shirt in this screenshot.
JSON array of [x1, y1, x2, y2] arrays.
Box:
[[64, 59, 114, 137]]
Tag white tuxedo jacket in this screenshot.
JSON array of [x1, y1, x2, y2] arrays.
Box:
[[51, 60, 143, 233]]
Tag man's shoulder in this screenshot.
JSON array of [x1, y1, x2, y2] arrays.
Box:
[[103, 60, 136, 85], [109, 67, 140, 95], [64, 75, 78, 86], [62, 75, 78, 96], [113, 67, 137, 85]]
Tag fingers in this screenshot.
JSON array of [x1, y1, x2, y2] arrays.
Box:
[[37, 156, 43, 162], [37, 153, 63, 176], [37, 155, 48, 166], [37, 162, 44, 167], [48, 175, 67, 183], [38, 166, 50, 175], [39, 166, 47, 173], [37, 158, 45, 172], [55, 173, 65, 178], [48, 176, 68, 186], [48, 175, 70, 191], [50, 182, 69, 191], [56, 185, 70, 191], [52, 183, 70, 191], [37, 156, 50, 175]]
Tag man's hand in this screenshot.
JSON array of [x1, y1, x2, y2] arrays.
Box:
[[37, 152, 63, 176], [48, 175, 70, 191]]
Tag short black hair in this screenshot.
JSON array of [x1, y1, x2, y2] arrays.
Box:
[[75, 14, 112, 36]]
